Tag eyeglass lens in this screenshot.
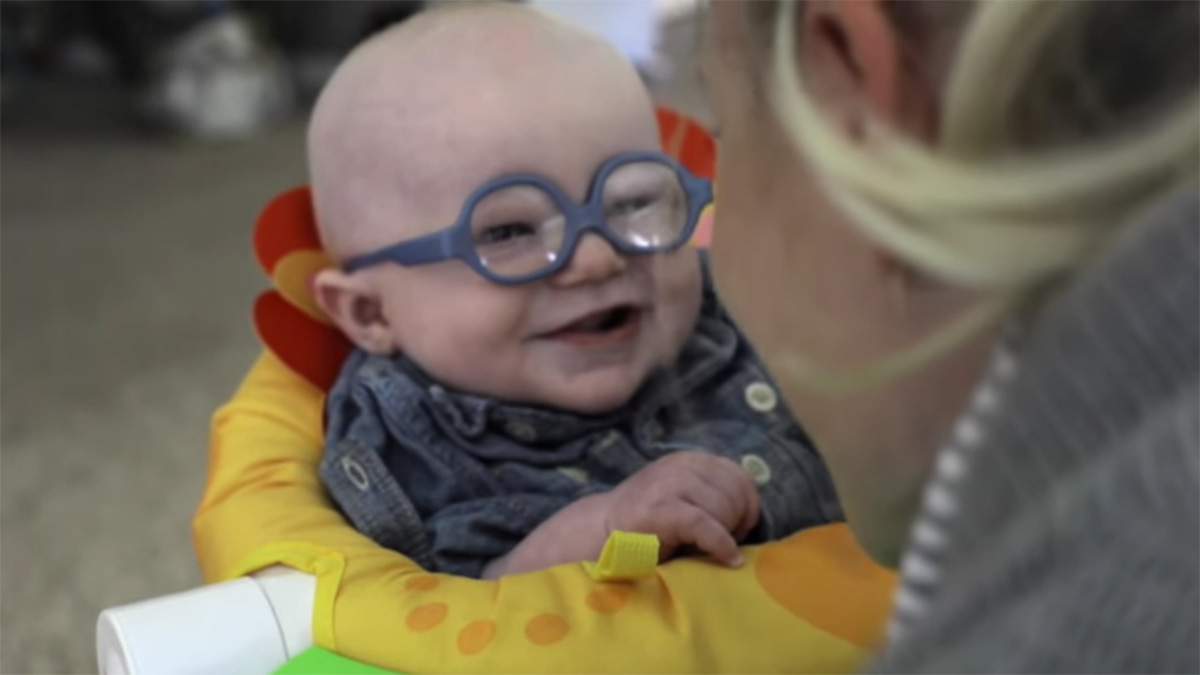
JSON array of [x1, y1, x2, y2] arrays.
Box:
[[468, 160, 689, 280]]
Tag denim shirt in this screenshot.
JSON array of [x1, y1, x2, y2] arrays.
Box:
[[320, 254, 842, 578]]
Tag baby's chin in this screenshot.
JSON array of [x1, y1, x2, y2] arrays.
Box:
[[554, 377, 646, 415], [554, 385, 641, 416], [526, 361, 654, 415]]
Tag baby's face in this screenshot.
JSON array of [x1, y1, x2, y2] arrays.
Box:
[[371, 208, 702, 413], [364, 152, 704, 412], [318, 22, 703, 413]]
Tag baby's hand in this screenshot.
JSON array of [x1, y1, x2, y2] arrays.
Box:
[[604, 451, 760, 567]]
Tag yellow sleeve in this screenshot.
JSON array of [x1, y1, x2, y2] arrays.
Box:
[[191, 348, 383, 650], [193, 348, 330, 582]]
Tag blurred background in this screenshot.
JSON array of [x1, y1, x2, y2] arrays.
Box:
[[0, 0, 706, 672]]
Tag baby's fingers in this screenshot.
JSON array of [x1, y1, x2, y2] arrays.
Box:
[[697, 459, 761, 540], [733, 478, 761, 541], [675, 506, 744, 568]]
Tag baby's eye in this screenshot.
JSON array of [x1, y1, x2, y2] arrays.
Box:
[[607, 195, 656, 217], [476, 222, 537, 245]]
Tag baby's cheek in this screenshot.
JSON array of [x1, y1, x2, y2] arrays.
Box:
[[665, 247, 704, 298], [436, 298, 534, 387], [652, 253, 704, 350]]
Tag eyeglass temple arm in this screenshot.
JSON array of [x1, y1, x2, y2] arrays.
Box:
[[341, 230, 456, 272]]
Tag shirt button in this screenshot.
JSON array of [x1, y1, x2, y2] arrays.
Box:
[[557, 467, 590, 484], [741, 454, 772, 486], [505, 421, 538, 443], [341, 457, 371, 491], [744, 382, 778, 413]]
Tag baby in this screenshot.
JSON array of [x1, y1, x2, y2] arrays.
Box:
[[309, 3, 840, 579]]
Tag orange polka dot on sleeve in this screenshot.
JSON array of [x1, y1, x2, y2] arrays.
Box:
[[405, 575, 440, 592], [406, 602, 448, 632], [457, 620, 497, 656], [524, 613, 570, 646], [585, 586, 631, 614]]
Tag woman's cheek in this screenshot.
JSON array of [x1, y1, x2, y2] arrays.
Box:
[[711, 171, 791, 347]]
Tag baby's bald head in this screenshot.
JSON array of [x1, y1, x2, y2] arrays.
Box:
[[308, 2, 659, 260], [308, 4, 703, 415]]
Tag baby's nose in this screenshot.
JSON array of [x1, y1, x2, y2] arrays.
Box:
[[549, 233, 627, 287]]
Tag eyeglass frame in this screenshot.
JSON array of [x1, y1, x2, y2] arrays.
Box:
[[341, 150, 714, 285]]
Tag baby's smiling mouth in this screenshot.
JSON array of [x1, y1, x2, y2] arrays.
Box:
[[539, 305, 643, 347]]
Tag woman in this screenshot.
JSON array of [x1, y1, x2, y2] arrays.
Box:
[[195, 0, 1198, 670], [701, 0, 1197, 670]]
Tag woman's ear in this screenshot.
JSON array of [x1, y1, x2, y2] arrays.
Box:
[[799, 0, 937, 140], [313, 268, 398, 355]]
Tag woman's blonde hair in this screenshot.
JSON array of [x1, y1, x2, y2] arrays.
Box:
[[763, 0, 1199, 391]]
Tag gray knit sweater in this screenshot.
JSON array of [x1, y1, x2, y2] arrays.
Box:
[[870, 187, 1200, 674]]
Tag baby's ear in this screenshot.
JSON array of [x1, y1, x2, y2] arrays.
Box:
[[313, 268, 397, 355]]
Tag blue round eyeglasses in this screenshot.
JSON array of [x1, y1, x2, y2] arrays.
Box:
[[342, 151, 713, 285]]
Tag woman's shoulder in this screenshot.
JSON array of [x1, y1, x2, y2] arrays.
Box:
[[876, 384, 1198, 674], [876, 187, 1200, 672]]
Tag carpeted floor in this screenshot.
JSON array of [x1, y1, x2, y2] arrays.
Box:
[[1, 87, 309, 672], [0, 14, 708, 674]]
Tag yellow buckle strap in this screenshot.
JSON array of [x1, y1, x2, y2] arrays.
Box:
[[583, 531, 660, 581]]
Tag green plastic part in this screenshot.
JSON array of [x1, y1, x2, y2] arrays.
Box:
[[272, 646, 401, 675]]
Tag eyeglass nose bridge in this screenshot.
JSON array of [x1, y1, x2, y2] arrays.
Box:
[[554, 201, 629, 262]]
